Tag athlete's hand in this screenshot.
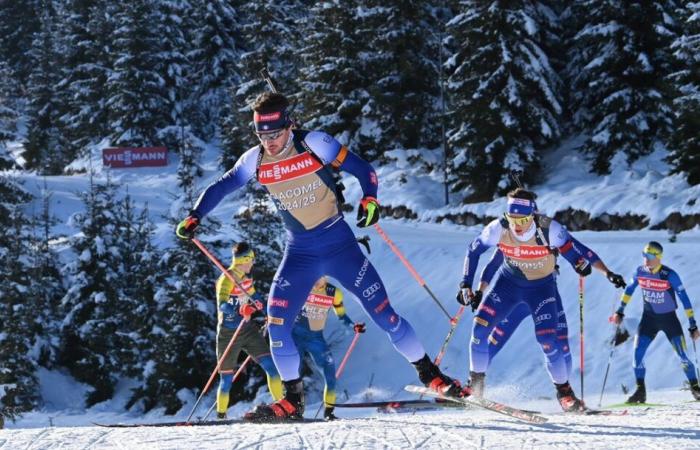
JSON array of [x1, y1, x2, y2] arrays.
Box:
[[468, 290, 483, 312], [574, 257, 592, 277], [353, 322, 366, 334], [176, 212, 200, 239], [356, 196, 380, 228], [456, 282, 472, 306], [606, 271, 626, 289], [689, 324, 700, 341], [609, 311, 624, 325], [239, 303, 257, 320]]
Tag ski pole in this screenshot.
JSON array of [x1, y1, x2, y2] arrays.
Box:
[[372, 223, 451, 321], [579, 276, 585, 402], [185, 318, 247, 423], [314, 330, 363, 419], [434, 305, 466, 366], [598, 325, 619, 408], [693, 339, 700, 381], [203, 355, 253, 421]]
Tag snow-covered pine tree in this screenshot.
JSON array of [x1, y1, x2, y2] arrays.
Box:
[[446, 0, 563, 201], [297, 0, 369, 154], [565, 0, 680, 174], [58, 173, 132, 405], [0, 61, 17, 169], [22, 1, 70, 174], [188, 0, 243, 140], [0, 0, 41, 88], [113, 192, 161, 385], [133, 211, 219, 414], [26, 179, 65, 368], [0, 176, 39, 421], [106, 0, 172, 146], [352, 0, 444, 160], [55, 0, 114, 157], [667, 2, 700, 185]]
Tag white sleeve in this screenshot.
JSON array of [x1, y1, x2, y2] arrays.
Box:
[[547, 220, 571, 248], [303, 131, 342, 165], [478, 219, 503, 247]]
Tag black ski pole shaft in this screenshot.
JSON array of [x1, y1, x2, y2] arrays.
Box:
[[260, 68, 279, 93], [598, 326, 618, 408]]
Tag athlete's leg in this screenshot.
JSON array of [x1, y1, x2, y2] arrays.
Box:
[[267, 249, 322, 381], [633, 314, 658, 382], [470, 278, 520, 374], [244, 323, 283, 401], [525, 283, 567, 384], [488, 302, 530, 361], [216, 325, 244, 416], [554, 291, 572, 377], [661, 314, 698, 383], [305, 333, 337, 406], [325, 238, 425, 363]]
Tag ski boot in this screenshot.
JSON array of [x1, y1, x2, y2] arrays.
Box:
[[555, 382, 586, 412], [216, 412, 227, 420], [469, 371, 485, 397], [412, 354, 469, 398], [626, 379, 646, 404], [690, 381, 700, 401], [323, 406, 338, 421], [244, 378, 305, 422]]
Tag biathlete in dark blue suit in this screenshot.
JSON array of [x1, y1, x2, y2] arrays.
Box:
[[458, 188, 626, 411], [176, 92, 464, 421], [612, 241, 700, 403]]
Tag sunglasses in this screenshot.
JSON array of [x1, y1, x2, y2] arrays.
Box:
[[642, 251, 660, 260], [255, 128, 286, 142], [504, 213, 534, 226]]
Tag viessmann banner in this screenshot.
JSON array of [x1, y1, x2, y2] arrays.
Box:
[[103, 147, 168, 168]]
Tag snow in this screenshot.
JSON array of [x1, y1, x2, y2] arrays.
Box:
[[3, 132, 700, 446]]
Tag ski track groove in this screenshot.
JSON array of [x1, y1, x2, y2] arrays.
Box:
[[351, 424, 402, 450], [19, 428, 50, 450], [233, 427, 299, 450], [324, 421, 349, 450], [293, 424, 314, 450]]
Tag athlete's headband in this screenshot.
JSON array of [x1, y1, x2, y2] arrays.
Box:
[[253, 108, 290, 133], [507, 197, 535, 216], [234, 249, 255, 265]]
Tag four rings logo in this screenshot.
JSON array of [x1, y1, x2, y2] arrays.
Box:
[[363, 282, 381, 298]]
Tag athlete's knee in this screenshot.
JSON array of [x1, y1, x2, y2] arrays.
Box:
[[218, 373, 234, 392], [258, 355, 279, 377], [472, 312, 495, 341], [535, 328, 559, 358]]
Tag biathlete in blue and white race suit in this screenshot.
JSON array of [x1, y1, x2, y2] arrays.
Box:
[[612, 241, 700, 403], [176, 92, 465, 422], [476, 233, 607, 378], [457, 188, 626, 412]]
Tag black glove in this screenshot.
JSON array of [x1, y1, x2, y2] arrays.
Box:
[[468, 290, 483, 312], [689, 324, 699, 340], [606, 271, 626, 289], [574, 257, 592, 277], [456, 282, 471, 306], [356, 196, 379, 228], [354, 322, 366, 334], [176, 211, 200, 239]]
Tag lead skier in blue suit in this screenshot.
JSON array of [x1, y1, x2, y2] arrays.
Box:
[[176, 92, 464, 421]]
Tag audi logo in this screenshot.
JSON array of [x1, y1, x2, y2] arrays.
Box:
[[363, 282, 381, 298]]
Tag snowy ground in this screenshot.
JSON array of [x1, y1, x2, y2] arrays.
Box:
[[2, 391, 699, 449]]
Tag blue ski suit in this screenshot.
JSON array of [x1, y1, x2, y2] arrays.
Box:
[[462, 215, 592, 384], [617, 264, 697, 382], [191, 129, 426, 381], [292, 281, 354, 406], [481, 236, 601, 377]]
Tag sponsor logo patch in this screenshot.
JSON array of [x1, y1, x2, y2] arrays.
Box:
[[498, 243, 550, 260], [271, 340, 283, 348], [471, 337, 480, 345], [374, 298, 390, 313], [258, 153, 323, 185], [363, 282, 381, 298], [493, 327, 505, 336], [475, 317, 489, 327], [307, 294, 334, 308], [536, 328, 556, 336], [638, 277, 670, 291], [488, 336, 498, 345], [480, 305, 496, 316], [268, 316, 285, 325], [355, 258, 370, 287], [270, 298, 288, 308]]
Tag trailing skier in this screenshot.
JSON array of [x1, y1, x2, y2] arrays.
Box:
[[612, 241, 700, 403], [213, 242, 283, 419], [293, 276, 365, 420]]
